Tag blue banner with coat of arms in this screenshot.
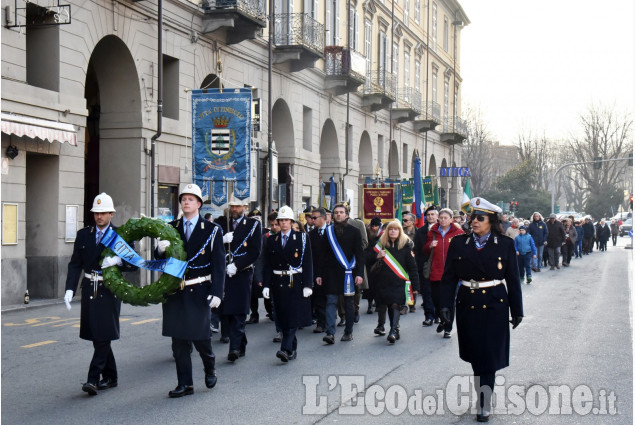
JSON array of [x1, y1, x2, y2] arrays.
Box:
[[192, 88, 252, 206]]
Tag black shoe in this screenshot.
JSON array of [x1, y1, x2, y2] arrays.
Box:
[[288, 350, 297, 360], [168, 385, 194, 398], [422, 319, 433, 327], [443, 331, 452, 338], [239, 350, 246, 358], [313, 326, 324, 333], [374, 325, 386, 336], [276, 350, 289, 362], [323, 334, 335, 345], [97, 378, 117, 390], [337, 318, 346, 327], [246, 316, 259, 324], [436, 323, 444, 333], [399, 305, 408, 315], [366, 307, 374, 314], [220, 336, 229, 343], [354, 313, 360, 323], [434, 317, 440, 324], [227, 350, 240, 362], [273, 332, 282, 343], [205, 371, 217, 388], [387, 331, 397, 344], [82, 382, 98, 396], [409, 305, 416, 313], [476, 410, 490, 422], [340, 333, 353, 342]]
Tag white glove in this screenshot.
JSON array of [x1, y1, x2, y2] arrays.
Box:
[[207, 295, 221, 308], [157, 239, 171, 254], [262, 287, 270, 299], [223, 232, 234, 244], [226, 263, 237, 277], [64, 290, 73, 311], [303, 287, 313, 298], [101, 256, 123, 269]]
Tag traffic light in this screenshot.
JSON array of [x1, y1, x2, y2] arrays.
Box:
[[594, 157, 602, 169]]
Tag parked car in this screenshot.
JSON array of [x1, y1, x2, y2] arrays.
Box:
[[619, 219, 632, 237]]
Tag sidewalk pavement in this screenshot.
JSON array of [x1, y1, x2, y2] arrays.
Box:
[[2, 298, 67, 314]]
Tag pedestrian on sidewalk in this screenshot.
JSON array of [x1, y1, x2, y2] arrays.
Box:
[[514, 225, 536, 283], [439, 197, 523, 423], [528, 212, 548, 272], [574, 220, 584, 258], [562, 219, 577, 266], [610, 219, 619, 247], [64, 193, 136, 396], [546, 214, 565, 270], [582, 217, 595, 254]]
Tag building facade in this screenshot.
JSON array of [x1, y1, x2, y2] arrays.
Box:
[[1, 0, 469, 304]]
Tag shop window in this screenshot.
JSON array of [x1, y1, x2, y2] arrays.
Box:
[[158, 185, 178, 222]]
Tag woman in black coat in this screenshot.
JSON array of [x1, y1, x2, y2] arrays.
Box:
[[369, 220, 419, 343]]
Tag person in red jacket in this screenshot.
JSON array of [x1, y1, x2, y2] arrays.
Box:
[[424, 208, 465, 338]]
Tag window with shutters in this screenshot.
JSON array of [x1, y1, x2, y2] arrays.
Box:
[[414, 0, 420, 23], [365, 19, 372, 74], [404, 51, 410, 91], [404, 0, 410, 23], [392, 42, 399, 83], [432, 72, 438, 104], [443, 16, 449, 52], [415, 61, 421, 94]]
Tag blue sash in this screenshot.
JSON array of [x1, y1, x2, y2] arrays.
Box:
[[325, 225, 356, 295], [101, 229, 188, 279]]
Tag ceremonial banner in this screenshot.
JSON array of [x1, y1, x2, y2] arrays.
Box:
[[192, 88, 252, 206], [363, 186, 395, 221], [401, 180, 413, 204], [423, 176, 434, 203]]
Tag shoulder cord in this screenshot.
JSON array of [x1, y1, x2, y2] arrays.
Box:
[[288, 232, 306, 273], [230, 221, 259, 258], [187, 226, 218, 270]]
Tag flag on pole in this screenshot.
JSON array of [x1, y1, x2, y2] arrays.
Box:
[[412, 156, 426, 228], [329, 176, 336, 210], [318, 179, 327, 208], [433, 183, 440, 206], [461, 177, 473, 213]]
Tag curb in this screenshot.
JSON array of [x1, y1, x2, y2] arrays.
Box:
[[1, 299, 68, 314]]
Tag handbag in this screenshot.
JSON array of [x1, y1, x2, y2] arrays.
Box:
[[422, 237, 435, 279]]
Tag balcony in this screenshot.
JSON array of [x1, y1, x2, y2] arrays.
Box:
[[391, 87, 421, 123], [440, 115, 468, 144], [360, 69, 396, 112], [273, 13, 324, 72], [202, 0, 266, 45], [324, 47, 366, 95], [413, 101, 441, 132]]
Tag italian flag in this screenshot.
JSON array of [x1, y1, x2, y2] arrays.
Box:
[[461, 177, 472, 214]]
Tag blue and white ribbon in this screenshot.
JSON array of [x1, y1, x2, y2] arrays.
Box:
[[289, 232, 306, 274], [231, 220, 259, 258], [101, 229, 187, 279], [325, 225, 356, 295], [186, 226, 218, 270]]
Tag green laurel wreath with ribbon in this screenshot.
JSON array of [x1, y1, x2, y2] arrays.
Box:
[[100, 217, 186, 306]]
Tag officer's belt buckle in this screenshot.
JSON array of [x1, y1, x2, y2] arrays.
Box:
[[469, 279, 479, 289], [91, 271, 101, 283], [280, 270, 290, 276]]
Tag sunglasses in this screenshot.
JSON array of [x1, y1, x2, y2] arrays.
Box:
[[311, 216, 322, 220], [471, 215, 487, 222]]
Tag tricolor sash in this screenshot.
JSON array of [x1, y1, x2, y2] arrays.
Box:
[[325, 225, 356, 295], [374, 242, 413, 305]]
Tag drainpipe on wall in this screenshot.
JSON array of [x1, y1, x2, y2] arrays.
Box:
[[150, 0, 163, 282]]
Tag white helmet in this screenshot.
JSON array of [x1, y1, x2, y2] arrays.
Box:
[[277, 205, 295, 221], [227, 192, 248, 207], [179, 183, 203, 203], [91, 193, 116, 213]]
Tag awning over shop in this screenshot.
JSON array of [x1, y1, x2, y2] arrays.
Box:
[[1, 112, 77, 146]]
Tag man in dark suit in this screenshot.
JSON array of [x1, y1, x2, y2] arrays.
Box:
[[157, 184, 225, 398], [215, 196, 262, 362], [262, 206, 313, 362], [316, 203, 364, 343], [308, 208, 328, 333], [65, 193, 134, 396], [413, 206, 438, 327]]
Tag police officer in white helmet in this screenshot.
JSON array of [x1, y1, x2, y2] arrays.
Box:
[[65, 193, 134, 396], [156, 183, 226, 398]]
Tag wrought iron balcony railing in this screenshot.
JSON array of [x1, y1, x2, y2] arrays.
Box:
[[443, 115, 468, 137], [423, 101, 441, 122], [394, 87, 422, 113], [204, 0, 266, 22], [324, 46, 366, 81], [274, 13, 324, 56], [362, 69, 397, 99]]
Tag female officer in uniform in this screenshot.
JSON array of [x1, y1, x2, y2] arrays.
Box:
[[262, 206, 313, 362], [439, 197, 523, 422]]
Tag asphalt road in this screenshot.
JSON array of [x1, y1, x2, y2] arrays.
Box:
[[2, 237, 633, 424]]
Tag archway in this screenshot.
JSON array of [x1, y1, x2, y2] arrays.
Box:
[[428, 154, 437, 177], [272, 98, 295, 207], [84, 35, 142, 224], [388, 141, 399, 178], [319, 119, 339, 204], [358, 131, 373, 178], [440, 158, 448, 208]]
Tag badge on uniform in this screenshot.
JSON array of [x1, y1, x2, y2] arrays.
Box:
[[293, 234, 296, 240], [497, 257, 503, 270], [243, 242, 248, 247], [201, 249, 205, 255], [294, 252, 298, 258]]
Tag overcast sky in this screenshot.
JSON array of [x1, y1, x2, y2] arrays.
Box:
[[458, 0, 634, 144]]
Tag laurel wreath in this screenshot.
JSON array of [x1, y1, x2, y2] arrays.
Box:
[[100, 217, 186, 306]]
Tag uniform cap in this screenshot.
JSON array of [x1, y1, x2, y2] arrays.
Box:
[[179, 184, 203, 204], [277, 205, 295, 221], [470, 197, 502, 215]]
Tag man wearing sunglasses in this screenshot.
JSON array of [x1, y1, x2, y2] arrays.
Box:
[[414, 206, 440, 327], [308, 208, 328, 333]]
